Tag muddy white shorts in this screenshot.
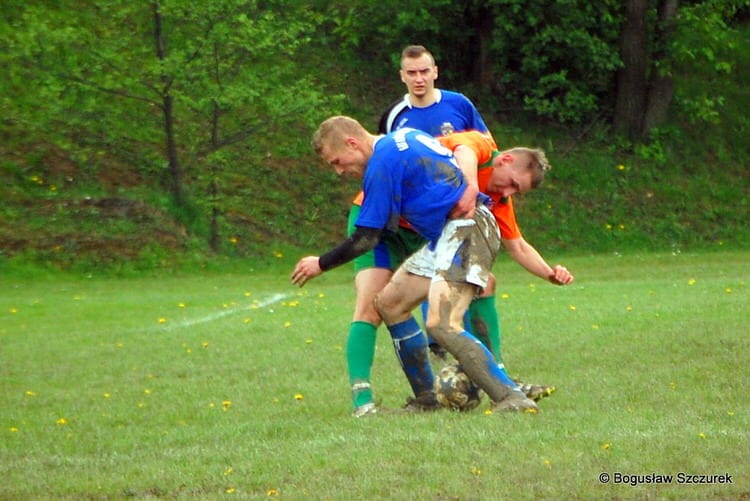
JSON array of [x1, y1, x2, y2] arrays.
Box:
[[403, 204, 501, 289]]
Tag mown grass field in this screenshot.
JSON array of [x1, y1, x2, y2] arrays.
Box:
[[1, 250, 748, 500]]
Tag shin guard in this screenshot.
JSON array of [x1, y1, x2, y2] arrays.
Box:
[[387, 317, 435, 397]]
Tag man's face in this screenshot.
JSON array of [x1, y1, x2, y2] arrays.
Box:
[[486, 155, 534, 198], [319, 139, 366, 178], [400, 54, 438, 98]]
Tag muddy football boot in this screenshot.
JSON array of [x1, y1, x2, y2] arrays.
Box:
[[490, 389, 540, 413]]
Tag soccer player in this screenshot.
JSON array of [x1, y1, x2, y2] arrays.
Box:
[[378, 45, 488, 138], [431, 131, 574, 394], [292, 116, 573, 414], [343, 45, 493, 417], [372, 128, 574, 413], [378, 45, 496, 359]]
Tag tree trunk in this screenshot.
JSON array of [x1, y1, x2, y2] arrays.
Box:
[[153, 1, 185, 207], [613, 0, 650, 140], [208, 99, 221, 253], [644, 0, 679, 132], [162, 93, 184, 207], [473, 4, 494, 90], [209, 179, 220, 252]]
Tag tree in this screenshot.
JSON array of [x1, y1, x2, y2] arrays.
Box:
[[2, 0, 338, 250], [326, 0, 624, 122], [326, 0, 746, 138], [614, 0, 651, 139], [643, 0, 679, 132], [614, 0, 746, 140]]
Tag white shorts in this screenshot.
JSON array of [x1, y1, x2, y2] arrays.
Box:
[[403, 204, 501, 289]]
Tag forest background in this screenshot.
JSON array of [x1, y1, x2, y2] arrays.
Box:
[[1, 0, 749, 274]]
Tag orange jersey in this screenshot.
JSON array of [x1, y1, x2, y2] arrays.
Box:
[[438, 131, 522, 240]]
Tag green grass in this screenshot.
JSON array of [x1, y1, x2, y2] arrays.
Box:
[[1, 250, 748, 500]]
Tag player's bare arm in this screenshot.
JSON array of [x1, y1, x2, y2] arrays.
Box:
[[503, 237, 574, 285], [449, 145, 480, 219], [452, 144, 480, 188], [449, 184, 478, 219]]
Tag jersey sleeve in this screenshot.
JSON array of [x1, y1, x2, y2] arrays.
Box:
[[438, 131, 496, 164], [352, 191, 364, 205], [378, 97, 407, 134], [492, 196, 521, 240], [464, 100, 489, 134], [356, 157, 399, 232]]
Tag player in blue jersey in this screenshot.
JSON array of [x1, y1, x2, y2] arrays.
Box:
[[378, 46, 488, 138], [378, 45, 501, 362], [292, 115, 551, 415], [342, 46, 497, 417]]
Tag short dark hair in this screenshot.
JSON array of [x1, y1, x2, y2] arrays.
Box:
[[401, 45, 435, 66], [506, 147, 551, 189]]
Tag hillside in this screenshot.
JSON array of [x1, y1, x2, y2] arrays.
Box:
[[2, 117, 749, 275], [3, 16, 749, 273]]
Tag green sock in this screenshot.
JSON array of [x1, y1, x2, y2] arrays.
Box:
[[468, 296, 501, 361], [346, 321, 378, 408]]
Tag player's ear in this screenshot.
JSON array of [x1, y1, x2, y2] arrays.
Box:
[[496, 152, 514, 167], [504, 152, 517, 164], [434, 65, 439, 79]]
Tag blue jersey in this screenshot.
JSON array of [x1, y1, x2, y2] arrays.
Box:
[[356, 128, 466, 244], [378, 89, 489, 136]]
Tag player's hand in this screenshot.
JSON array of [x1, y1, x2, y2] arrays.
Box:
[[291, 256, 323, 287], [449, 184, 478, 219], [549, 265, 574, 285]]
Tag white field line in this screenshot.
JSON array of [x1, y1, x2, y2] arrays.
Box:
[[162, 292, 291, 331]]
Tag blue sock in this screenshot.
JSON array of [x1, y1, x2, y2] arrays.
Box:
[[463, 309, 472, 334], [458, 331, 519, 390], [388, 316, 434, 396]]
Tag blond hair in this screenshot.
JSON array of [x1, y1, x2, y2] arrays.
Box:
[[312, 116, 368, 155], [505, 147, 551, 188]]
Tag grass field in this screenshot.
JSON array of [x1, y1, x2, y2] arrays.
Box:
[[1, 250, 748, 500]]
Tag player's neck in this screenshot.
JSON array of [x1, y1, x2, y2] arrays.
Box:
[[408, 88, 439, 108]]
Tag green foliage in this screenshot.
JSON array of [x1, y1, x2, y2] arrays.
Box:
[[1, 0, 353, 258], [326, 0, 623, 123], [494, 0, 623, 122], [1, 3, 749, 270], [669, 0, 750, 127]]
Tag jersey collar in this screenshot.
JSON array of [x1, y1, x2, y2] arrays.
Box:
[[404, 89, 442, 109]]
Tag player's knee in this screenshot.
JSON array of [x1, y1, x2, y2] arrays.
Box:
[[375, 290, 414, 324], [426, 316, 460, 345], [373, 291, 394, 322], [353, 293, 382, 325], [353, 306, 382, 325]]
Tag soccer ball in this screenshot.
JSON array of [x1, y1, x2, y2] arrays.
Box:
[[434, 364, 484, 411]]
